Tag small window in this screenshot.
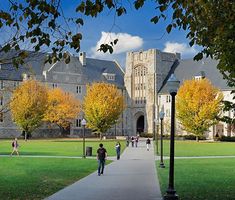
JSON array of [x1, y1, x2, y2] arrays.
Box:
[[76, 119, 81, 127], [0, 96, 3, 105], [166, 95, 171, 103], [52, 83, 57, 89], [77, 86, 82, 94], [0, 80, 4, 89], [0, 113, 3, 122]]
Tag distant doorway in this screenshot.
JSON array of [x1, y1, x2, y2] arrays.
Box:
[[136, 115, 144, 135]]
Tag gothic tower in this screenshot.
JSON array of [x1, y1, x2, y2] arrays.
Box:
[[124, 49, 180, 135]]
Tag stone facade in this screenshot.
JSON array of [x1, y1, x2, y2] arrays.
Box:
[[0, 48, 234, 138], [125, 49, 234, 138], [124, 49, 180, 135]]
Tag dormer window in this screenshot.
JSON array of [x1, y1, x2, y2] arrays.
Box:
[[102, 72, 116, 81], [194, 71, 205, 80]]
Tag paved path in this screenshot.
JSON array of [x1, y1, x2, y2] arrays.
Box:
[[45, 140, 162, 200]]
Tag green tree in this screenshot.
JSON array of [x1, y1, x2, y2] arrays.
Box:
[[83, 82, 125, 139], [10, 80, 48, 140], [176, 78, 223, 141]]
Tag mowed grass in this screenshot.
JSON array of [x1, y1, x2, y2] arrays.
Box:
[[157, 158, 235, 200], [0, 157, 109, 200], [159, 140, 235, 157], [0, 139, 126, 157]]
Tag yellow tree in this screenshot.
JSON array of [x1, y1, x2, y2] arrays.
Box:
[[83, 82, 125, 139], [10, 80, 48, 140], [44, 88, 80, 135], [176, 78, 223, 141]]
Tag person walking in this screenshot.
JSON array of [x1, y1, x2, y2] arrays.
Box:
[[126, 136, 130, 147], [11, 138, 19, 156], [115, 141, 121, 160], [97, 143, 107, 176], [135, 136, 139, 147], [131, 136, 134, 147], [146, 137, 151, 151]]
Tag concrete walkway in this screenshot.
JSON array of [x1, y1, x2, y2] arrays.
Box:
[[45, 140, 162, 200]]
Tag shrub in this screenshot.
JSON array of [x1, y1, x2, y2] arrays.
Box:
[[140, 132, 153, 138], [218, 136, 235, 142], [183, 134, 206, 140]]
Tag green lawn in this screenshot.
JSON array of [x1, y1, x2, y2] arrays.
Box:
[[0, 139, 126, 157], [0, 157, 110, 200], [157, 158, 235, 200], [157, 140, 235, 157]]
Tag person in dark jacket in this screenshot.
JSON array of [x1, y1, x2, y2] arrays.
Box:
[[146, 138, 151, 151], [97, 143, 107, 176], [115, 142, 121, 160]]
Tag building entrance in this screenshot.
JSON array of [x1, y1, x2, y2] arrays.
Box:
[[136, 115, 144, 135]]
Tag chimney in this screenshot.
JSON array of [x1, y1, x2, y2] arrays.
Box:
[[79, 52, 86, 66], [175, 52, 181, 60]]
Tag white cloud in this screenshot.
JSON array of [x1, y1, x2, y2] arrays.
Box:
[[90, 32, 143, 58], [163, 42, 198, 58]]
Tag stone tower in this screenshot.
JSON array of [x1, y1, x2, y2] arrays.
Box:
[[124, 49, 180, 135]]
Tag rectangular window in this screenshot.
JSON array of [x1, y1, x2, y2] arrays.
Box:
[[0, 80, 4, 89], [0, 96, 3, 105], [0, 113, 3, 122], [166, 95, 171, 103], [76, 119, 81, 127], [77, 86, 82, 94], [52, 83, 57, 88]]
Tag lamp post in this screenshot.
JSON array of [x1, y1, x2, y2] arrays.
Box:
[[154, 119, 159, 155], [159, 110, 165, 168], [81, 118, 87, 158], [163, 74, 180, 200]]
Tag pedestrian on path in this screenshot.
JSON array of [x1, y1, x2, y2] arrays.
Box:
[[135, 136, 139, 147], [11, 138, 19, 156], [115, 141, 121, 160], [97, 143, 107, 176], [126, 136, 130, 147], [146, 138, 151, 151], [131, 136, 134, 147]]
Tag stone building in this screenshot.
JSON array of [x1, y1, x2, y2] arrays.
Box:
[[125, 49, 235, 138], [0, 48, 234, 138], [0, 51, 127, 138]]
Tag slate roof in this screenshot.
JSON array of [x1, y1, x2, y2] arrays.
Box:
[[0, 51, 46, 81], [84, 58, 124, 88], [158, 58, 232, 94], [0, 51, 124, 88]]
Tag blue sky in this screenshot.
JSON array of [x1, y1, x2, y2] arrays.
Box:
[[62, 1, 199, 67], [1, 1, 199, 68]]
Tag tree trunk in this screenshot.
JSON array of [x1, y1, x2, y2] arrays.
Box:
[[24, 131, 28, 141], [196, 136, 199, 142], [100, 133, 102, 140]]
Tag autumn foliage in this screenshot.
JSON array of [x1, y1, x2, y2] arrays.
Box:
[[10, 80, 48, 139], [44, 88, 80, 134], [176, 78, 223, 140], [83, 82, 125, 138]]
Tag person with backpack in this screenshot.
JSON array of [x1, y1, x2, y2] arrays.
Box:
[[96, 143, 107, 176], [11, 138, 19, 156]]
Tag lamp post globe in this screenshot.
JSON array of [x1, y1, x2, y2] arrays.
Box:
[[159, 110, 165, 168], [81, 118, 87, 158], [163, 74, 180, 200]]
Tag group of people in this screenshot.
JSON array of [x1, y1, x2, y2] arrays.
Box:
[[126, 135, 139, 147]]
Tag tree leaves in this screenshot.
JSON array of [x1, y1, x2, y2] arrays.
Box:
[[10, 80, 48, 134], [176, 78, 224, 137], [83, 82, 125, 135]]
